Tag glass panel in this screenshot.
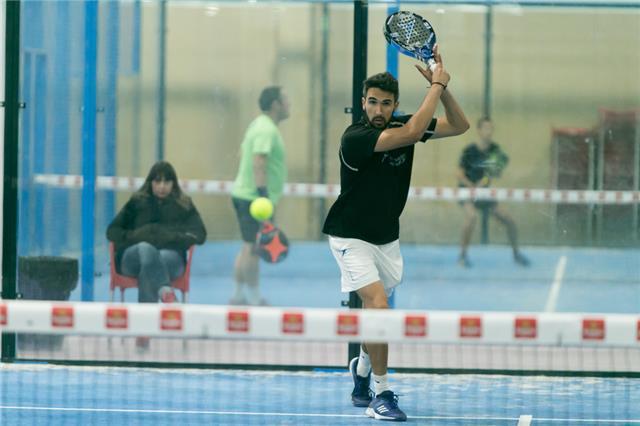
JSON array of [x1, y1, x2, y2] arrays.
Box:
[[11, 1, 640, 362], [366, 2, 640, 312], [15, 1, 355, 316]]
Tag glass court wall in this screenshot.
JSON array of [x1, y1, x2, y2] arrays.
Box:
[[5, 0, 640, 315]]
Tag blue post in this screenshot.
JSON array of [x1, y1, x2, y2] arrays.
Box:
[[19, 53, 33, 256], [156, 0, 167, 160], [132, 0, 142, 173], [51, 0, 71, 254], [33, 54, 47, 254], [81, 0, 98, 301], [386, 2, 399, 308], [386, 3, 399, 80], [132, 0, 141, 74], [19, 1, 45, 256], [102, 0, 119, 247]]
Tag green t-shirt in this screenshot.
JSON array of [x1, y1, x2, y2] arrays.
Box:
[[231, 114, 287, 204]]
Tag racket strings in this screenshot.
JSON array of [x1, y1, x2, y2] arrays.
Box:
[[391, 15, 430, 48]]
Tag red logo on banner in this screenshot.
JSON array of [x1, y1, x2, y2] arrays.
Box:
[[51, 306, 74, 328], [404, 315, 427, 337], [582, 318, 605, 340], [637, 320, 640, 341], [514, 317, 537, 339], [460, 316, 482, 338], [105, 307, 128, 329], [0, 304, 6, 326], [337, 313, 359, 336], [160, 308, 183, 331], [282, 312, 304, 334], [227, 311, 250, 333]]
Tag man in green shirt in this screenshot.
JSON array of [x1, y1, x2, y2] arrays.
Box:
[[230, 86, 289, 305]]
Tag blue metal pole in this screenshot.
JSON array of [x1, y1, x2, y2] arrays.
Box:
[[103, 0, 119, 246], [19, 53, 32, 256], [132, 0, 142, 173], [81, 0, 98, 301], [132, 0, 141, 74], [52, 1, 71, 254], [386, 3, 399, 80], [386, 2, 399, 309], [156, 0, 167, 160]]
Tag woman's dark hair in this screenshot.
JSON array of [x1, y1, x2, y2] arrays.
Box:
[[362, 72, 399, 102], [136, 161, 189, 206], [259, 86, 282, 112]]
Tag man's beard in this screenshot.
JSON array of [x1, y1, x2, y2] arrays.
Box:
[[366, 114, 388, 129]]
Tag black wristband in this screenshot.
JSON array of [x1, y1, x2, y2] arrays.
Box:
[[257, 186, 269, 198], [432, 81, 447, 90]]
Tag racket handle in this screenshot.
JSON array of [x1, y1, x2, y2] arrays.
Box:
[[426, 58, 437, 72]]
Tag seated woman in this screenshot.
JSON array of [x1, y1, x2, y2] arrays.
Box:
[[107, 161, 207, 303]]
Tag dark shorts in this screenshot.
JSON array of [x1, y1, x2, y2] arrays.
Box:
[[458, 184, 497, 211], [469, 200, 497, 211], [232, 197, 261, 243]]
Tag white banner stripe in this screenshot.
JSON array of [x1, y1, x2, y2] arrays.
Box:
[[33, 174, 640, 205], [1, 301, 639, 346]]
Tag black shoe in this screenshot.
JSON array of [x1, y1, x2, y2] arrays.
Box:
[[514, 253, 530, 267], [349, 357, 373, 407]]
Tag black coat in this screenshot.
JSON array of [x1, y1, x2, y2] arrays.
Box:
[[106, 192, 207, 271]]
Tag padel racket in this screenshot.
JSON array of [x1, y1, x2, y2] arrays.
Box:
[[256, 222, 289, 264], [384, 11, 437, 71]]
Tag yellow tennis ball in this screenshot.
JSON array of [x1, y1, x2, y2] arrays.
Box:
[[249, 197, 273, 221]]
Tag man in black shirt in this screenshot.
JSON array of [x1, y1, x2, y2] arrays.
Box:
[[457, 117, 530, 268], [323, 46, 469, 422]]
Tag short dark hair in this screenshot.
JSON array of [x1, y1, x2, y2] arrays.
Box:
[[259, 86, 282, 112], [363, 72, 399, 102], [477, 116, 492, 128]]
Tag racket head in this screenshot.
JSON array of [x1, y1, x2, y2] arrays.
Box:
[[384, 11, 437, 66], [255, 222, 289, 264]]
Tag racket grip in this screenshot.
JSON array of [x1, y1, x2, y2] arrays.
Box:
[[426, 58, 437, 72]]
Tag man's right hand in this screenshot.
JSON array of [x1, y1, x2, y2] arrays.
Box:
[[415, 44, 450, 87]]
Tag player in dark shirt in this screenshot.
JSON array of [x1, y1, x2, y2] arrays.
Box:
[[323, 46, 469, 422], [457, 117, 530, 268]]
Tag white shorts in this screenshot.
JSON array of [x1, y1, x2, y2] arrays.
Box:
[[328, 236, 403, 297]]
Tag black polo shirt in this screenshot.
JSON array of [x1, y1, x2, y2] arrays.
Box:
[[322, 115, 437, 245]]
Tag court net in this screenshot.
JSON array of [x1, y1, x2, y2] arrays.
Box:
[[2, 301, 640, 425]]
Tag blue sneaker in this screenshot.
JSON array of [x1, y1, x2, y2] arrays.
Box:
[[349, 357, 373, 407], [366, 390, 407, 422]]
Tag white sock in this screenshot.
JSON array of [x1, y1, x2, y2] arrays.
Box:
[[372, 373, 390, 396], [246, 285, 262, 305], [357, 347, 371, 377]]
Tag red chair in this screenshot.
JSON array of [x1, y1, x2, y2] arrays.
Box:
[[109, 242, 195, 303]]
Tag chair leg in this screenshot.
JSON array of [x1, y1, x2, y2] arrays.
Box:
[[110, 289, 114, 302], [120, 289, 125, 303]]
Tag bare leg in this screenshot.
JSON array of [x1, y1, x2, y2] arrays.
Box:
[[356, 281, 407, 421], [459, 202, 477, 264], [491, 205, 530, 266], [490, 205, 519, 255], [356, 282, 389, 377], [232, 242, 260, 303]]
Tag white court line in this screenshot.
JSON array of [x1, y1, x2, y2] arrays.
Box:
[[2, 407, 639, 423], [545, 255, 567, 312], [533, 419, 640, 424], [518, 414, 533, 426], [0, 406, 516, 422]]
